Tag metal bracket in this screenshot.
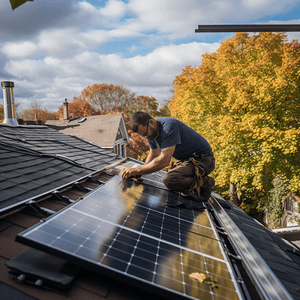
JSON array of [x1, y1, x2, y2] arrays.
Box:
[[225, 251, 242, 261], [22, 201, 55, 217], [87, 176, 105, 185], [73, 182, 93, 192], [52, 191, 74, 204], [214, 224, 226, 232]]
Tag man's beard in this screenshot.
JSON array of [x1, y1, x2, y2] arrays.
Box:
[[147, 124, 158, 141]]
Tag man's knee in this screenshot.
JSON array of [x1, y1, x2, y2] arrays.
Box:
[[163, 172, 192, 191], [162, 173, 175, 189], [163, 172, 181, 190]]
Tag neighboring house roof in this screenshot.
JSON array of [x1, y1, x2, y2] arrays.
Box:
[[45, 114, 129, 149], [0, 123, 121, 213], [1, 123, 300, 300], [273, 226, 300, 249]]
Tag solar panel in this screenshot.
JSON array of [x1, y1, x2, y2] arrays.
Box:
[[17, 168, 244, 300]]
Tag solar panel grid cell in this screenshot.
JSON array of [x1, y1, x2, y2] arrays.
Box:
[[19, 172, 242, 300]]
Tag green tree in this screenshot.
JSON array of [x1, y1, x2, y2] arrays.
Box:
[[170, 32, 300, 218], [266, 176, 290, 228]]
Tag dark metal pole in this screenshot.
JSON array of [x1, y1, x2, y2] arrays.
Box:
[[195, 24, 300, 33]]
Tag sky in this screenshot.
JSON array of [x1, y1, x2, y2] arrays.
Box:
[[0, 0, 300, 113]]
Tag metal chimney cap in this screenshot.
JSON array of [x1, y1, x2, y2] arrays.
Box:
[[1, 81, 14, 88]]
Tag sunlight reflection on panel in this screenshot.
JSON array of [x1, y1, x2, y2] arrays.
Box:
[[20, 172, 242, 300]]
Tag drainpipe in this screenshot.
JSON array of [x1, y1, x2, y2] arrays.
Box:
[[1, 81, 18, 126]]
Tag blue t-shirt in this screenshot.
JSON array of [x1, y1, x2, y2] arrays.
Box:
[[148, 117, 212, 160]]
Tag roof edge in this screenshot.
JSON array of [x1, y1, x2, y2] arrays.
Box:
[[210, 194, 294, 300]]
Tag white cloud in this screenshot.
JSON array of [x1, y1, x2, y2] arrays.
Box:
[[99, 0, 127, 18], [124, 0, 298, 38], [1, 29, 82, 59], [2, 0, 299, 60], [122, 42, 220, 84], [266, 19, 300, 42], [101, 0, 299, 43], [4, 42, 219, 110], [0, 0, 82, 41], [76, 0, 97, 14], [129, 45, 140, 52], [241, 0, 292, 11], [1, 0, 300, 113], [0, 26, 145, 60]]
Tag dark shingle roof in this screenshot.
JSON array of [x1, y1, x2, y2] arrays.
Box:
[[1, 123, 300, 300], [0, 124, 121, 212]]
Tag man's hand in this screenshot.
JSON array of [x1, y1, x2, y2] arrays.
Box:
[[122, 167, 139, 179], [122, 146, 175, 179]]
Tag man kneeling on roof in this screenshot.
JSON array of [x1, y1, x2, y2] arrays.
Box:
[[122, 111, 215, 202]]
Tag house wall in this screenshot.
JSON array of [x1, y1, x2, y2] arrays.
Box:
[[286, 201, 300, 226], [114, 139, 126, 157]]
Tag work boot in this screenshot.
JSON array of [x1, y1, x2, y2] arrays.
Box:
[[180, 177, 215, 203], [199, 176, 215, 202], [180, 190, 201, 202]]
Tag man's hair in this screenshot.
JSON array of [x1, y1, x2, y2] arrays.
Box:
[[130, 111, 153, 133]]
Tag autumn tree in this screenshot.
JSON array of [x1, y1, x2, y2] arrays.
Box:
[[58, 96, 98, 119], [81, 83, 135, 112], [124, 96, 159, 116], [0, 105, 3, 123], [122, 95, 171, 118], [18, 100, 42, 120], [18, 100, 58, 124], [157, 102, 171, 117], [67, 83, 170, 161], [170, 32, 300, 220], [123, 115, 149, 161], [38, 108, 59, 123]]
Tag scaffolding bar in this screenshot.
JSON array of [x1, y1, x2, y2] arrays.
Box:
[[195, 24, 300, 33]]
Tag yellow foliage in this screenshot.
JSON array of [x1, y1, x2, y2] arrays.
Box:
[[170, 32, 300, 208]]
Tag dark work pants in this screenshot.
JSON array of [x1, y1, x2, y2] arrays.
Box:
[[162, 154, 215, 194]]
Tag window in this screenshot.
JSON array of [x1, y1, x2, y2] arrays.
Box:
[[285, 196, 293, 213]]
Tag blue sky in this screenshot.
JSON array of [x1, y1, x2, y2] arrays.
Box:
[[0, 0, 300, 112]]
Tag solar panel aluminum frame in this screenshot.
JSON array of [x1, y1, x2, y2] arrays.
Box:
[[16, 171, 245, 300], [209, 193, 294, 300]]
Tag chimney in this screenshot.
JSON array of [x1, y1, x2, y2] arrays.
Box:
[[1, 81, 18, 126], [63, 98, 68, 120]]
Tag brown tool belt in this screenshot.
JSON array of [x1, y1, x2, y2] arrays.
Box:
[[188, 157, 205, 197], [197, 152, 214, 158]]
